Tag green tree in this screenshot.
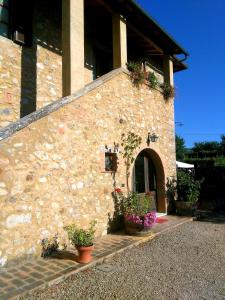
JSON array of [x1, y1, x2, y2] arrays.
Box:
[[221, 134, 225, 150], [175, 135, 186, 160], [192, 141, 221, 152]]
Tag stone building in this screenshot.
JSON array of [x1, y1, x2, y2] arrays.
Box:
[[0, 0, 188, 266]]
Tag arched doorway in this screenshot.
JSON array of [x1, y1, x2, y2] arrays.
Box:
[[133, 149, 166, 213]]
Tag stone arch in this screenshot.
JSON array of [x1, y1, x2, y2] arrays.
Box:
[[132, 148, 166, 213]]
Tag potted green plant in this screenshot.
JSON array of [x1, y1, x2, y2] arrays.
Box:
[[147, 71, 159, 89], [64, 221, 96, 264], [175, 170, 202, 216], [160, 82, 176, 100], [115, 189, 156, 235], [126, 61, 145, 87]]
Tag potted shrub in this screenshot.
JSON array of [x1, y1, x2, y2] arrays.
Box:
[[175, 170, 202, 216], [115, 188, 156, 235], [64, 221, 96, 264]]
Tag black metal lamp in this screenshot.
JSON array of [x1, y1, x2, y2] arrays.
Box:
[[147, 132, 159, 145]]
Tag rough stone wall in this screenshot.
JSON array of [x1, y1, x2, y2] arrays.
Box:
[[0, 0, 62, 129], [0, 71, 176, 266]]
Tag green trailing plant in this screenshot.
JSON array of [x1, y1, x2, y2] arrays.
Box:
[[147, 71, 159, 89], [64, 221, 97, 247], [126, 61, 145, 87], [121, 132, 142, 193], [160, 82, 176, 100]]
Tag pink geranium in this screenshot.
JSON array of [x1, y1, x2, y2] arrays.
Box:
[[125, 211, 156, 228]]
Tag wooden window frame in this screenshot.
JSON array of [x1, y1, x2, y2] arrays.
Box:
[[104, 152, 118, 173]]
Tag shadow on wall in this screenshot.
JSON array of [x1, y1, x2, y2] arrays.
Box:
[[20, 45, 37, 117], [20, 0, 62, 118]]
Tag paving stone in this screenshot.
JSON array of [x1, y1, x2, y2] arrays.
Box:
[[13, 272, 30, 280], [37, 260, 49, 267], [42, 271, 55, 277], [19, 266, 31, 273], [45, 273, 64, 282], [11, 279, 26, 287], [0, 280, 7, 288], [29, 272, 43, 280], [24, 277, 37, 285], [2, 288, 24, 300], [23, 280, 45, 292], [32, 265, 46, 273], [0, 272, 13, 280]]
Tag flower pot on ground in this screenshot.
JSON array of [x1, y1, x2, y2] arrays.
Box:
[[74, 245, 94, 264], [175, 201, 197, 216], [124, 211, 156, 236], [115, 189, 156, 236], [64, 221, 96, 264]]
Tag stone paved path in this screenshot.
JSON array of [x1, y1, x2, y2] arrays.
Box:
[[21, 216, 225, 300], [0, 216, 190, 299]]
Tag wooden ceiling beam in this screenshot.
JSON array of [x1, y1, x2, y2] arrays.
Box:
[[86, 0, 164, 55], [127, 23, 163, 54]]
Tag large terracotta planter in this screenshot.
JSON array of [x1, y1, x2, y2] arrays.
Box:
[[75, 245, 94, 264], [175, 201, 197, 216], [124, 212, 156, 236], [124, 219, 153, 236]]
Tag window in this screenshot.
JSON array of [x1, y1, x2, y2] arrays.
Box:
[[105, 152, 117, 172], [0, 0, 10, 38], [0, 0, 33, 45], [11, 0, 33, 46]]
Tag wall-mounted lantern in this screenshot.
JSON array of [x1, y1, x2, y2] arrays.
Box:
[[147, 132, 159, 145]]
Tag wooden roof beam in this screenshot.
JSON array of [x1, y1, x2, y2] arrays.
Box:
[[127, 23, 163, 55]]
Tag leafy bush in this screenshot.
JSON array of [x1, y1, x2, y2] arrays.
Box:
[[64, 221, 96, 247], [177, 170, 202, 203], [160, 82, 176, 100], [114, 189, 156, 228], [126, 61, 145, 87], [122, 192, 151, 216], [147, 72, 159, 89]]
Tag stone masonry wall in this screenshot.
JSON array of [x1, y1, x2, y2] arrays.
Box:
[[0, 70, 176, 266], [0, 0, 62, 129]]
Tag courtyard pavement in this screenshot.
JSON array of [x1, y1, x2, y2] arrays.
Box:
[[19, 215, 225, 300], [0, 216, 190, 299]]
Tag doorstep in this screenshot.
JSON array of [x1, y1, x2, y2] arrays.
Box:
[[0, 215, 192, 300]]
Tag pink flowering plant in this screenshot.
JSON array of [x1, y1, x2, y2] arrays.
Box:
[[114, 188, 156, 229]]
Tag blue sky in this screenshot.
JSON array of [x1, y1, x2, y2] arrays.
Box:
[[137, 0, 225, 148]]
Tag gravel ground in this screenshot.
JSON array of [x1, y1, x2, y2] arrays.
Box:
[[21, 220, 225, 300]]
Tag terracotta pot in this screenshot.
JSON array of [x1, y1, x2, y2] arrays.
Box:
[[75, 245, 94, 264], [124, 219, 152, 236]]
